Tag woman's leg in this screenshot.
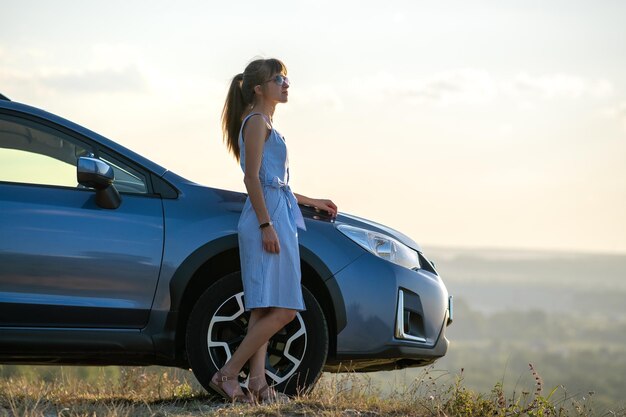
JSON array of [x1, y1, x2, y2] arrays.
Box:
[[247, 308, 270, 380], [216, 307, 296, 393]]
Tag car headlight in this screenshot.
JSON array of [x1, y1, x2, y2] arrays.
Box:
[[337, 224, 421, 270]]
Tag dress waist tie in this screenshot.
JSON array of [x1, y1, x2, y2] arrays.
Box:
[[261, 176, 306, 231]]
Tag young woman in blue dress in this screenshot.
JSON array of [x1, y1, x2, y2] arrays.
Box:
[[215, 58, 337, 403]]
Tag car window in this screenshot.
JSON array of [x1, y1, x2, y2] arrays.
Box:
[[98, 152, 148, 194], [0, 114, 92, 187]]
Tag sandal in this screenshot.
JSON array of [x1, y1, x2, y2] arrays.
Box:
[[248, 375, 290, 404], [209, 370, 253, 404]]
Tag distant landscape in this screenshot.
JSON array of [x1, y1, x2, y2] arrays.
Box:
[[2, 247, 625, 414], [371, 247, 626, 413]]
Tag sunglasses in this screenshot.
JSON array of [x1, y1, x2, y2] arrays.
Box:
[[264, 74, 290, 87]]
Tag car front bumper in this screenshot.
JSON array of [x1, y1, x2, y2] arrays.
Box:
[[324, 250, 451, 372]]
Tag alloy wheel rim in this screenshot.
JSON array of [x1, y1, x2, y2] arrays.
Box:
[[206, 291, 308, 385]]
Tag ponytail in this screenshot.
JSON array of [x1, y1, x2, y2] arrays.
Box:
[[222, 73, 246, 161]]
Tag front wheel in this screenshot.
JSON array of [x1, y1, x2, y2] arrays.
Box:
[[185, 271, 328, 396]]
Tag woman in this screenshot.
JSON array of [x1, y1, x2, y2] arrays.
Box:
[[213, 58, 337, 403]]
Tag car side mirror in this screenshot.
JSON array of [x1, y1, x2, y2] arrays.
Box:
[[77, 156, 121, 209]]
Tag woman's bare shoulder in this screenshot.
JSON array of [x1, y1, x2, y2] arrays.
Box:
[[242, 113, 271, 143]]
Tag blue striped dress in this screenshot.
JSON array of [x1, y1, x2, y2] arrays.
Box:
[[237, 113, 306, 312]]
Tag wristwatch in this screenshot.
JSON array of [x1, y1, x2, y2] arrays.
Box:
[[259, 221, 273, 229]]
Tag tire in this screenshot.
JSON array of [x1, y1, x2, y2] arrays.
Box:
[[186, 271, 328, 396]]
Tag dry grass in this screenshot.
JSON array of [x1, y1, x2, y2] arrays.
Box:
[[0, 365, 623, 416]]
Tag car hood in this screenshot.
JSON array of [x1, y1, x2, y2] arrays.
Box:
[[178, 181, 423, 253]]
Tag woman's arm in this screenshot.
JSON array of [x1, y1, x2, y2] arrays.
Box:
[[243, 115, 281, 253], [293, 193, 313, 206], [242, 116, 270, 223], [294, 192, 338, 217]]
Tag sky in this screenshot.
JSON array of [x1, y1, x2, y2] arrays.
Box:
[[2, 0, 625, 254]]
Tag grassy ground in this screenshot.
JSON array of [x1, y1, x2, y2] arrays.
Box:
[[1, 365, 622, 417]]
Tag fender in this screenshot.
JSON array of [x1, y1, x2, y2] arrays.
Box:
[[299, 246, 347, 333], [150, 234, 347, 363], [167, 235, 347, 333], [168, 234, 240, 311]]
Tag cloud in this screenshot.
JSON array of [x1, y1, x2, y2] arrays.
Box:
[[349, 69, 614, 106], [502, 72, 613, 100], [401, 68, 498, 105], [0, 44, 149, 98], [601, 101, 626, 133], [45, 67, 147, 93], [1, 66, 148, 96], [619, 103, 626, 132], [290, 83, 345, 112]]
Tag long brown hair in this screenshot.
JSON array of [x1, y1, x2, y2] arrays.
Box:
[[221, 58, 287, 161]]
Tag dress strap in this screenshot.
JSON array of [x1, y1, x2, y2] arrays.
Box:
[[241, 112, 271, 130], [240, 112, 272, 143]]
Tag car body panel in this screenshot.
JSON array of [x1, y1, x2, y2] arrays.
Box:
[[0, 182, 164, 328], [331, 253, 448, 352]]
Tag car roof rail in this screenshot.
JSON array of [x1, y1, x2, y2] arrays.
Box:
[[0, 93, 11, 101]]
